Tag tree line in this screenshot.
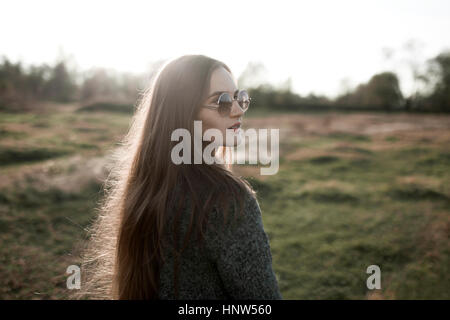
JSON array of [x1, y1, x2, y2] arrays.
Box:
[[0, 51, 449, 113], [243, 50, 450, 113], [0, 56, 157, 112]]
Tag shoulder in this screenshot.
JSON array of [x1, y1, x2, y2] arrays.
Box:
[[209, 184, 260, 228], [204, 187, 266, 255], [203, 185, 278, 291]]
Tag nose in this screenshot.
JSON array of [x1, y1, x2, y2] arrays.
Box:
[[229, 100, 245, 118]]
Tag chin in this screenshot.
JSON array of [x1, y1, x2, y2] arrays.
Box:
[[223, 128, 243, 147]]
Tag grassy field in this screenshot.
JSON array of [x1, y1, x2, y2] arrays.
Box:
[[0, 104, 449, 299]]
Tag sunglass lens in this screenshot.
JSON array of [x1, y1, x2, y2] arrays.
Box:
[[218, 93, 232, 116], [238, 90, 250, 110]]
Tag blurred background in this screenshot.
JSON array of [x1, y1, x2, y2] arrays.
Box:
[[0, 0, 449, 299]]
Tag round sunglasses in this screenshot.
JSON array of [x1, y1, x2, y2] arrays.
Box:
[[203, 89, 251, 116]]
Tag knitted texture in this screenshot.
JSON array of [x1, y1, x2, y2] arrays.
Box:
[[158, 188, 282, 300]]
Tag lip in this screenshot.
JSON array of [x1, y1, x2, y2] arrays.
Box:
[[228, 122, 241, 130]]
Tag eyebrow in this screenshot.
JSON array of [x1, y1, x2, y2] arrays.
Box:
[[207, 89, 239, 99]]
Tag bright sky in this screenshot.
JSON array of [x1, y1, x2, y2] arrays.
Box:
[[1, 0, 449, 98]]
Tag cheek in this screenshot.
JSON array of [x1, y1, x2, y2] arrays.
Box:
[[198, 109, 225, 132]]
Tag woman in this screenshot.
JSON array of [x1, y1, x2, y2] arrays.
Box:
[[78, 54, 282, 300]]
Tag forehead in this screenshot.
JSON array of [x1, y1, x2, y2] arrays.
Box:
[[208, 67, 237, 94]]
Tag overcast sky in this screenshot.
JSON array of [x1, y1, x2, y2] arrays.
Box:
[[1, 0, 449, 98]]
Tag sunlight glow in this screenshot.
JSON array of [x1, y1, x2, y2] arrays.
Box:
[[1, 0, 449, 97]]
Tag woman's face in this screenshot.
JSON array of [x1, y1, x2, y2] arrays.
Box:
[[197, 67, 245, 146]]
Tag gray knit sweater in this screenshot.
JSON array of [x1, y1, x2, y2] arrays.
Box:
[[158, 187, 282, 300]]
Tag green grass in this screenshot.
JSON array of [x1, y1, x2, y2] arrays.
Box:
[[252, 145, 450, 299], [0, 181, 103, 299], [0, 107, 449, 299], [0, 146, 72, 166], [76, 102, 135, 114]]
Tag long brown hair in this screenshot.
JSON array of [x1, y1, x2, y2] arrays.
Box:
[[76, 55, 254, 299]]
